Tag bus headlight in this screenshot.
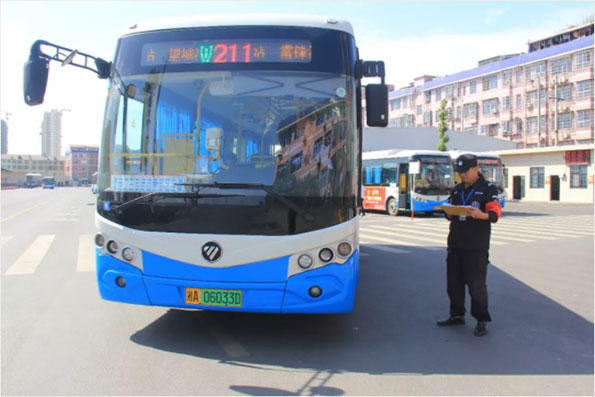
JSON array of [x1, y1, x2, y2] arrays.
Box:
[[337, 242, 352, 258], [318, 248, 334, 262], [106, 240, 118, 254], [121, 247, 135, 262], [94, 233, 105, 248], [298, 254, 313, 269]]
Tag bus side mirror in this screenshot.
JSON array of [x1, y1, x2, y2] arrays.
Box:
[[365, 84, 388, 127], [24, 55, 49, 106]]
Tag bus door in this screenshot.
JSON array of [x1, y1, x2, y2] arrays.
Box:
[[398, 163, 409, 210]]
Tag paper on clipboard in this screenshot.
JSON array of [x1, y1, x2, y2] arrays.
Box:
[[434, 205, 475, 216]]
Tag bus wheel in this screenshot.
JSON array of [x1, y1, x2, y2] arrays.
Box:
[[387, 198, 398, 216]]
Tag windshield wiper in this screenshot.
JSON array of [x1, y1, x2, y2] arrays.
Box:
[[175, 181, 315, 222], [110, 191, 245, 213]]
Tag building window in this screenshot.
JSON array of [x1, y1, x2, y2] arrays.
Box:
[[570, 165, 588, 189], [535, 62, 546, 78], [527, 116, 547, 134], [551, 57, 572, 75], [501, 120, 511, 134], [526, 91, 536, 106], [425, 91, 431, 104], [456, 106, 461, 120], [556, 84, 572, 101], [480, 125, 487, 135], [502, 70, 512, 85], [464, 126, 477, 134], [530, 167, 545, 188], [482, 75, 498, 91], [402, 97, 408, 108], [576, 80, 594, 98], [463, 103, 478, 118], [435, 88, 442, 102], [482, 98, 499, 115], [516, 68, 522, 84], [577, 110, 594, 128], [502, 96, 511, 110], [526, 90, 546, 106], [516, 94, 522, 110], [470, 80, 477, 94], [516, 118, 523, 134], [423, 111, 432, 124], [417, 105, 422, 115], [390, 99, 401, 111], [488, 123, 499, 137], [575, 50, 593, 69], [557, 113, 572, 130]]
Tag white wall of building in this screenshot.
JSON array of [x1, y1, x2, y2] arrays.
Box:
[[489, 145, 594, 203]]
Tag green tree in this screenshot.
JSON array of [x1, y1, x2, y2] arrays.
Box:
[[436, 99, 450, 151]]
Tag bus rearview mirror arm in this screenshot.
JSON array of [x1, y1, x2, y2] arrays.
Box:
[[24, 40, 112, 106], [357, 60, 388, 127]]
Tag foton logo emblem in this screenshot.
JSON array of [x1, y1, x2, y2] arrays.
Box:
[[202, 242, 222, 262]]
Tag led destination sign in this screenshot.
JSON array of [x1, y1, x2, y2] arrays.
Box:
[[141, 39, 312, 65]]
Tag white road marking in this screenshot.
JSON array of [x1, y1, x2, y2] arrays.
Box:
[[5, 235, 55, 275], [76, 234, 95, 272]]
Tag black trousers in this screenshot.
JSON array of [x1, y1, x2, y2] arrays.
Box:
[[446, 248, 492, 322]]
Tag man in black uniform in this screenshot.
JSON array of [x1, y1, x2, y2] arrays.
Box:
[[437, 153, 502, 336]]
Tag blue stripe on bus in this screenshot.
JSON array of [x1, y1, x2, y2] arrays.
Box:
[[96, 249, 359, 313], [282, 250, 358, 313], [412, 198, 448, 212], [96, 251, 151, 305]]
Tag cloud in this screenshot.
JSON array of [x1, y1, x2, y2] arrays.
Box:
[[485, 8, 505, 24]]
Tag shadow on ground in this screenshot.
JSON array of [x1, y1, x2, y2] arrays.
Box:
[[130, 244, 593, 378]]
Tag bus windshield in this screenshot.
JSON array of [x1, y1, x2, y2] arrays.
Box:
[[478, 158, 504, 191], [97, 27, 358, 235], [413, 156, 453, 195]]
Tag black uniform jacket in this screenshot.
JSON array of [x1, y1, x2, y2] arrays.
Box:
[[447, 173, 501, 251]]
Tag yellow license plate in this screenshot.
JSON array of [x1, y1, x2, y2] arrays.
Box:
[[185, 287, 243, 308]]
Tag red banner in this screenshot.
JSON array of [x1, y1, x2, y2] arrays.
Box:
[[565, 150, 591, 165], [363, 186, 387, 211]]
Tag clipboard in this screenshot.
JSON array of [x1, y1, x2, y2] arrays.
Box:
[[434, 205, 475, 216]]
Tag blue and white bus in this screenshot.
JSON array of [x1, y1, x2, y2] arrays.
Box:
[[24, 15, 389, 313], [450, 151, 506, 207], [362, 150, 454, 215], [42, 176, 55, 189]]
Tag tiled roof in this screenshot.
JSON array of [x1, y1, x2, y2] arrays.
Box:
[[389, 34, 594, 99]]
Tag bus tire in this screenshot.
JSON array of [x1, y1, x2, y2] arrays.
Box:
[[386, 197, 398, 216]]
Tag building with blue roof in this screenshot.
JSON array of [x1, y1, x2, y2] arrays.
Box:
[[382, 26, 594, 150]]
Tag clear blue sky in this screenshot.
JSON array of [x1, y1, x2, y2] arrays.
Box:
[[1, 1, 592, 154]]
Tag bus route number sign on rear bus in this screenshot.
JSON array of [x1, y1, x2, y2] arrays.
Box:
[[141, 39, 312, 65]]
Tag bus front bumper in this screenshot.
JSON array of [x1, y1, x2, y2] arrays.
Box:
[[96, 250, 358, 314]]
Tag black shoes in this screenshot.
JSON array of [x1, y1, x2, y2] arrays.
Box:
[[474, 321, 488, 336], [437, 316, 489, 336], [436, 316, 465, 326]]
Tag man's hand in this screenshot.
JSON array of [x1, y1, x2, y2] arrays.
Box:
[[468, 207, 489, 220]]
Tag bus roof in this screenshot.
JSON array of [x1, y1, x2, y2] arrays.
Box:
[[363, 149, 452, 160], [449, 150, 501, 160], [123, 14, 355, 37]]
